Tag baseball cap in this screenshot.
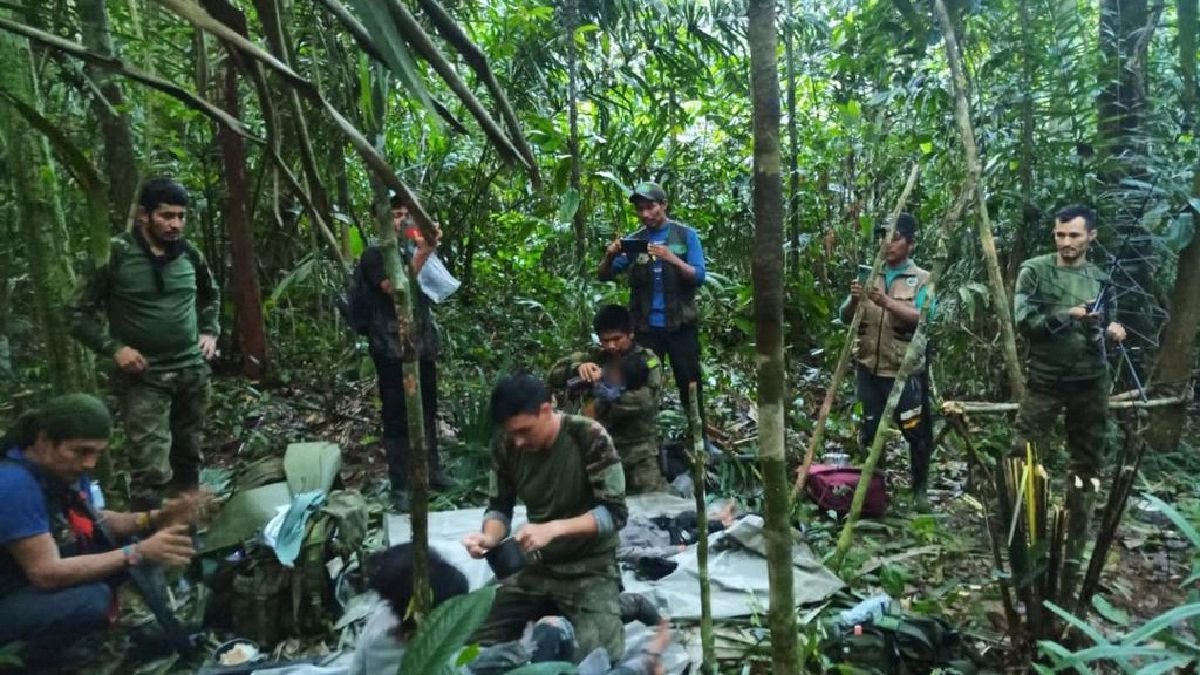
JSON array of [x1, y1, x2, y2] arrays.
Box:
[[875, 212, 917, 242], [629, 182, 667, 204]]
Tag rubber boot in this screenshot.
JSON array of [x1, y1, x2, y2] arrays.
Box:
[[384, 437, 411, 512], [428, 444, 455, 491]]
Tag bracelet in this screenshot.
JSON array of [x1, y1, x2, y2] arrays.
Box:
[[122, 544, 143, 567], [136, 511, 152, 533]]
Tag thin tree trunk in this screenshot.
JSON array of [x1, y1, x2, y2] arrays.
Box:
[[934, 0, 1027, 402], [784, 0, 801, 277], [215, 40, 268, 379], [1, 29, 93, 394], [77, 0, 137, 237], [686, 384, 715, 673], [368, 71, 433, 618], [1007, 0, 1037, 293], [565, 0, 585, 274], [748, 2, 799, 673], [1146, 0, 1199, 451], [792, 164, 919, 501]]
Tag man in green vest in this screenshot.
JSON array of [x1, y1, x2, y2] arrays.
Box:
[[840, 213, 936, 512], [598, 182, 708, 439], [1012, 204, 1126, 481], [547, 305, 667, 494], [68, 177, 219, 507]]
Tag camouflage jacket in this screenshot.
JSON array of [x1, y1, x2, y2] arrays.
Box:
[[483, 415, 627, 568], [546, 345, 662, 447]]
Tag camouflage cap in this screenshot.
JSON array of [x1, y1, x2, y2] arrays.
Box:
[[629, 182, 667, 204]]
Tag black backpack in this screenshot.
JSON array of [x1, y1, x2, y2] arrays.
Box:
[[335, 259, 373, 336]]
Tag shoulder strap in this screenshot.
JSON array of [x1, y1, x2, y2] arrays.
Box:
[[183, 241, 216, 306]]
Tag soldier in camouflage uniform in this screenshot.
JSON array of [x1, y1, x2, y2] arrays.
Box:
[[547, 305, 667, 494], [1013, 204, 1127, 481], [463, 373, 627, 662], [68, 178, 219, 506]]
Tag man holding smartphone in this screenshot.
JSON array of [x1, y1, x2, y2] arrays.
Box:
[[598, 182, 708, 442], [839, 213, 936, 512]]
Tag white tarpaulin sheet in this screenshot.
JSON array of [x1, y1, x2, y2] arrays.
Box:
[[385, 493, 844, 621]]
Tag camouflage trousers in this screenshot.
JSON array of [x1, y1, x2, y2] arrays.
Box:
[[471, 559, 623, 661], [1012, 377, 1109, 481], [115, 364, 210, 503], [618, 440, 667, 495]]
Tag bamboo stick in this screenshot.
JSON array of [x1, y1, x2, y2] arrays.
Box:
[[686, 383, 716, 674], [940, 395, 1185, 414]]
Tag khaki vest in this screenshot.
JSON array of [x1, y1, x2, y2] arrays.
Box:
[[854, 262, 931, 377]]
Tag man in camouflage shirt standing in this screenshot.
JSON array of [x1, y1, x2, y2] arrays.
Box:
[[68, 178, 219, 506], [547, 305, 667, 494], [463, 373, 627, 662], [1012, 204, 1126, 481]]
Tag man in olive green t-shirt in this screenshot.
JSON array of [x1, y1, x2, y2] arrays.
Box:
[[463, 373, 627, 662], [68, 177, 219, 506], [1012, 204, 1127, 481]]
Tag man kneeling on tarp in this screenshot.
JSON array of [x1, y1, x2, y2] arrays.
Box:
[[0, 394, 206, 663]]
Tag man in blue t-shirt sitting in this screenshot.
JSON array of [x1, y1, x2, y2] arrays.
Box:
[[0, 394, 203, 662], [599, 182, 709, 444]]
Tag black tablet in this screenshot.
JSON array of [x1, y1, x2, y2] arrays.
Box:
[[620, 238, 649, 254]]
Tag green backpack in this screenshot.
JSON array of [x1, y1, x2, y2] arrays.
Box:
[[821, 611, 979, 675]]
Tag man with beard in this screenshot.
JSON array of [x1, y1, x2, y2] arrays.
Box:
[[1012, 204, 1126, 481], [69, 177, 219, 507]]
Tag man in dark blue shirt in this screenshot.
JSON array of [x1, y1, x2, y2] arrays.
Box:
[[599, 182, 708, 442], [0, 394, 201, 662]]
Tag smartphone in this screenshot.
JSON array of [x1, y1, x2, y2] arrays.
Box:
[[857, 264, 871, 284], [620, 238, 649, 255]]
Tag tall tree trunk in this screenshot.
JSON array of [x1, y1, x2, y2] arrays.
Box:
[[748, 2, 799, 673], [1006, 0, 1038, 293], [934, 0, 1027, 401], [77, 0, 138, 239], [368, 70, 433, 618], [216, 44, 268, 379], [1097, 0, 1149, 187], [1146, 0, 1199, 451], [566, 0, 586, 275], [1, 30, 93, 394]]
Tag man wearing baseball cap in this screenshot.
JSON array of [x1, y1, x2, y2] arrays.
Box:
[[839, 212, 936, 512], [599, 182, 708, 446]]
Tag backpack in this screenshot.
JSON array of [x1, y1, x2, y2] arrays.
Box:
[[806, 464, 887, 518], [105, 233, 216, 309], [335, 259, 373, 336], [822, 610, 978, 674], [208, 489, 368, 646]]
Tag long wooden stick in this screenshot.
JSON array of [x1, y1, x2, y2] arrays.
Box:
[[933, 0, 1026, 402], [792, 163, 920, 502], [941, 395, 1185, 414]]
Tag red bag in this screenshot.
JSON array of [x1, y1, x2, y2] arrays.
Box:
[[805, 464, 887, 518]]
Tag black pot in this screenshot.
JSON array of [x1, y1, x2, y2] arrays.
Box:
[[485, 537, 526, 580]]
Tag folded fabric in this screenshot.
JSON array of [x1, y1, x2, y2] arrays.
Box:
[[270, 490, 327, 567], [417, 253, 460, 303]]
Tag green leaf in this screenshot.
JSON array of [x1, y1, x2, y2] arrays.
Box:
[[592, 170, 632, 196], [347, 0, 441, 126], [1091, 595, 1131, 626], [1142, 494, 1200, 550], [1041, 600, 1109, 645], [557, 189, 581, 227], [399, 585, 498, 675], [1123, 602, 1200, 644]]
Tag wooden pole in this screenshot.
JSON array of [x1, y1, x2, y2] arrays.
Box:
[[686, 383, 715, 674]]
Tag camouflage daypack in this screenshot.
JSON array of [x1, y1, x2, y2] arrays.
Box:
[[821, 610, 979, 675]]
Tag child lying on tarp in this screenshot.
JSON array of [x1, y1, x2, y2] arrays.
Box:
[[354, 544, 670, 675]]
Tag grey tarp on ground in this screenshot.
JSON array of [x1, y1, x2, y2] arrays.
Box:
[[384, 493, 844, 620]]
